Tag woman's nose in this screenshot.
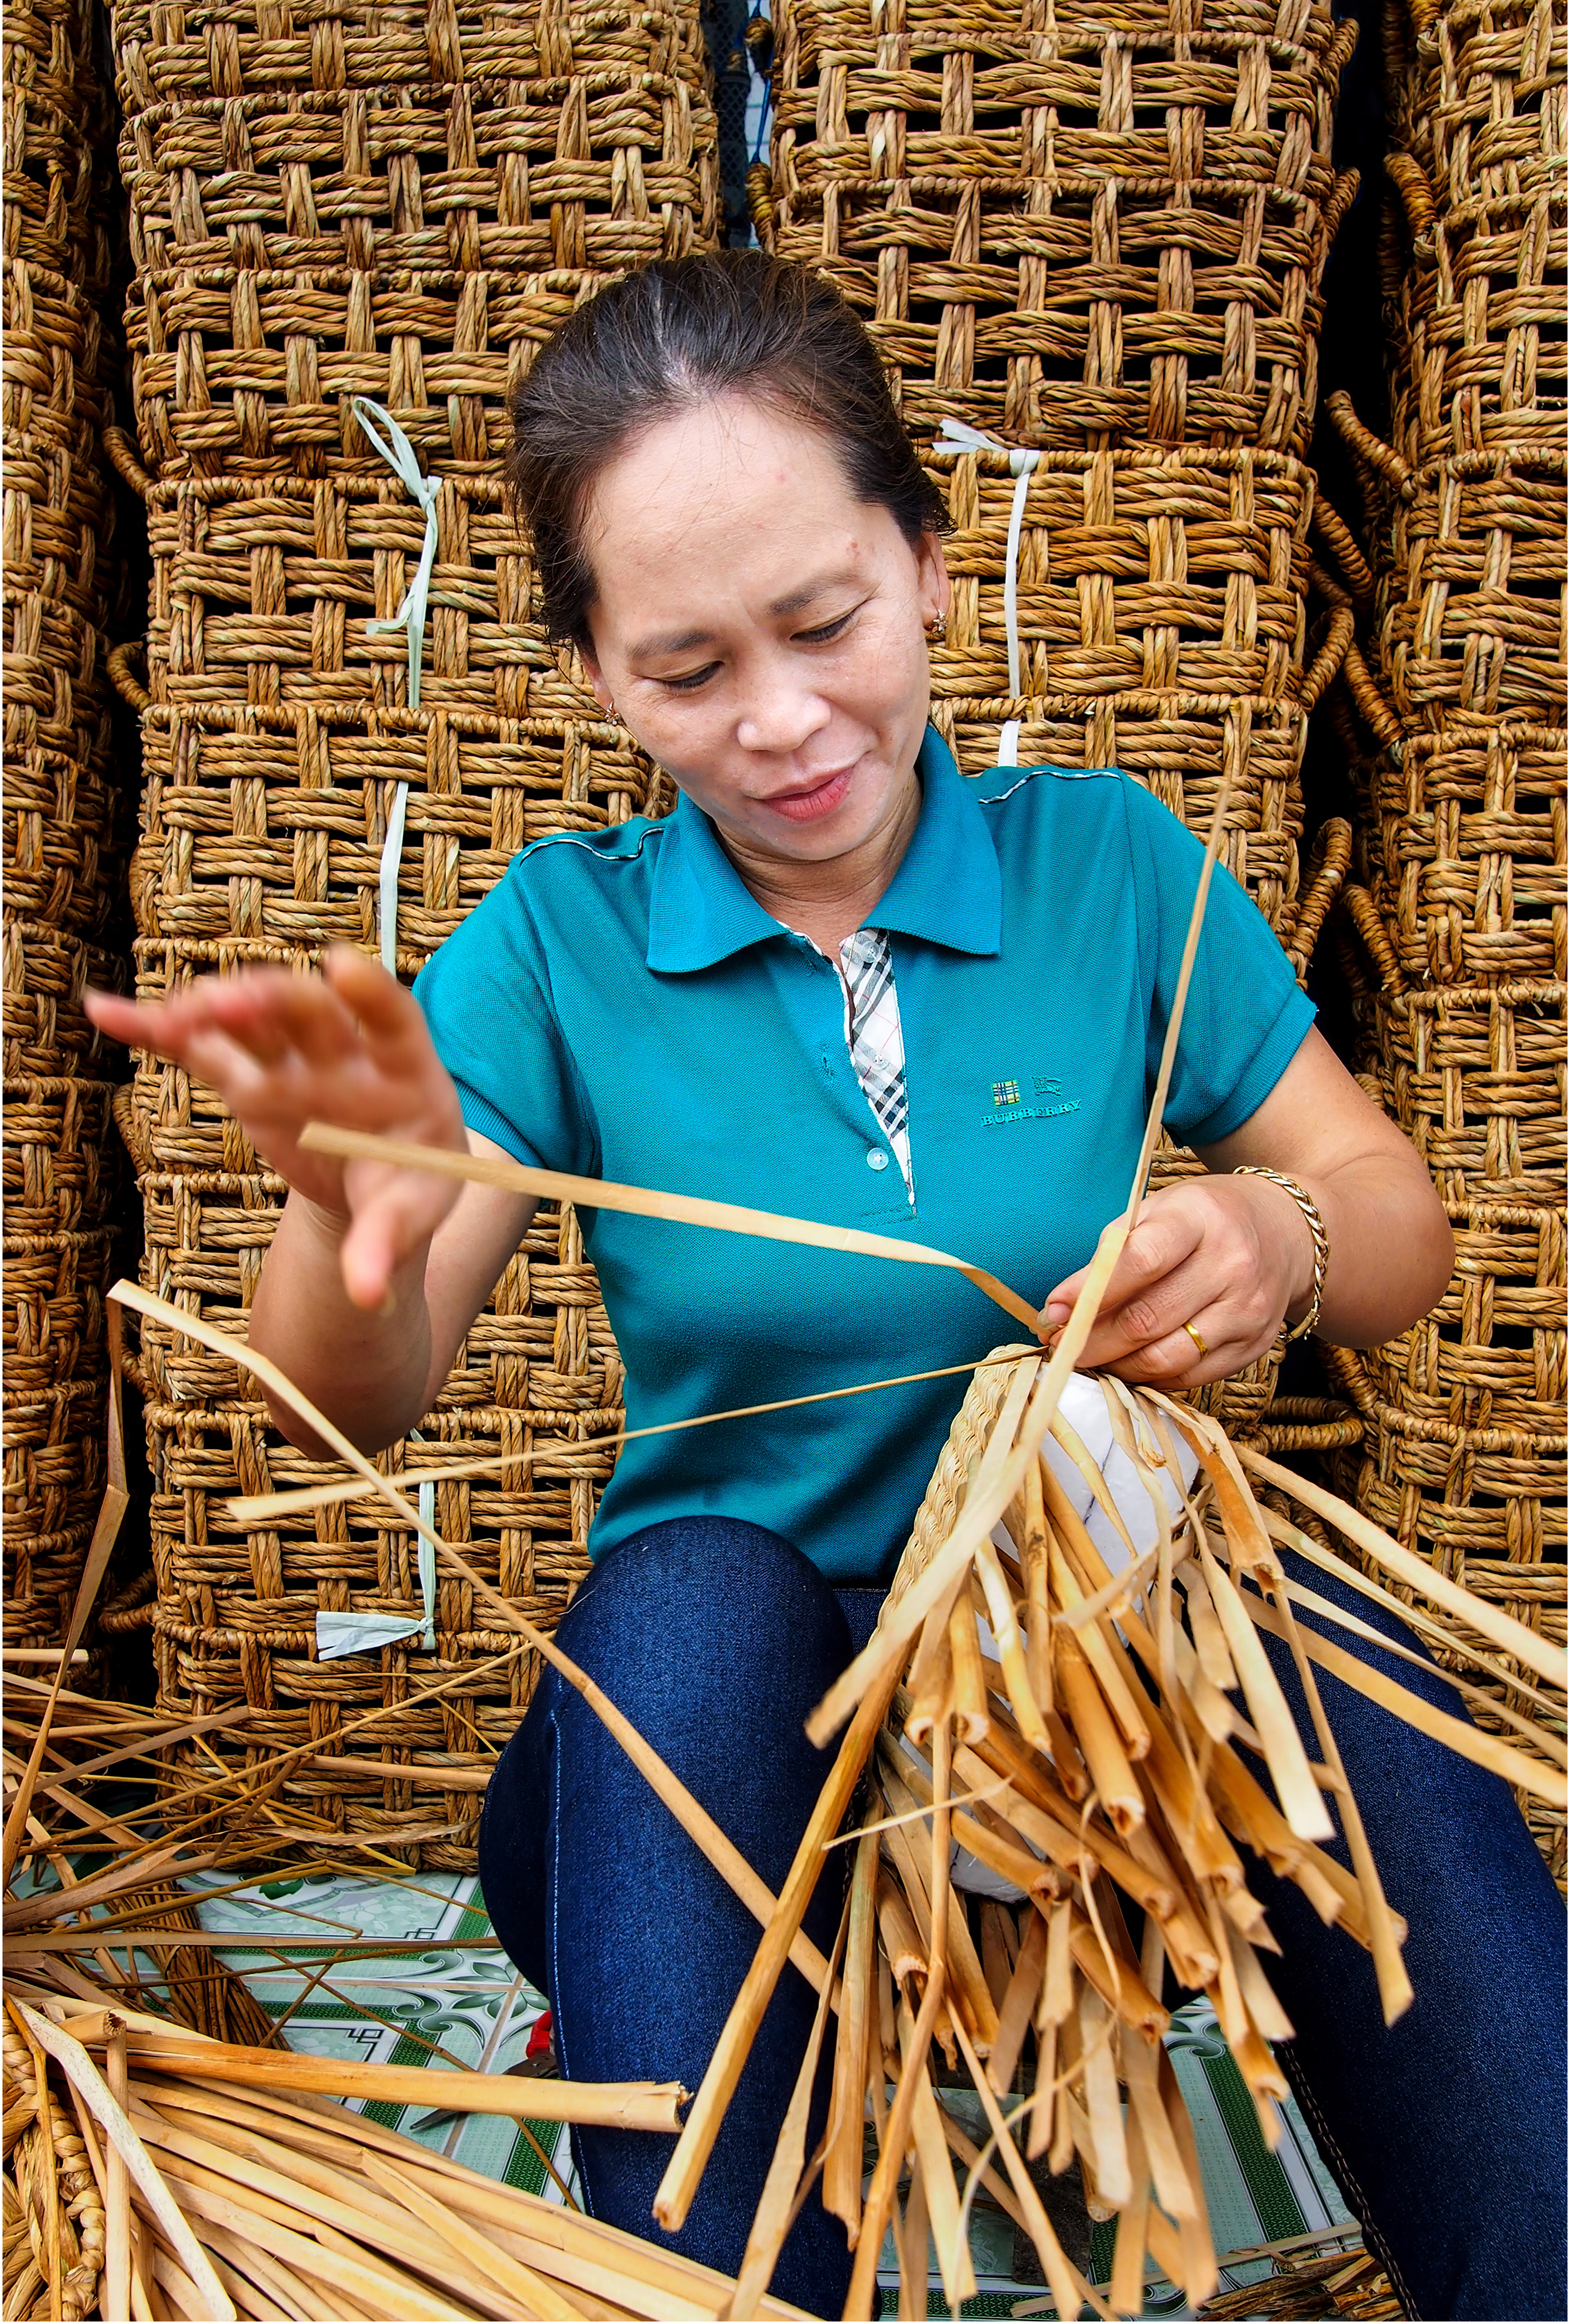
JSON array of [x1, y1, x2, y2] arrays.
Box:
[[734, 665, 832, 756]]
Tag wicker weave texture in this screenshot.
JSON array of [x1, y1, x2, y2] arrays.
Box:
[[113, 1, 718, 481], [2, 0, 119, 292], [1384, 0, 1566, 469], [769, 0, 1359, 453], [920, 439, 1343, 943], [134, 1156, 623, 1864], [1321, 898, 1565, 1872], [1361, 716, 1566, 985], [3, 0, 130, 1654], [1379, 450, 1568, 729]]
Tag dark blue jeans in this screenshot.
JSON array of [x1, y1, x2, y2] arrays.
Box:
[[478, 1517, 1567, 2321]]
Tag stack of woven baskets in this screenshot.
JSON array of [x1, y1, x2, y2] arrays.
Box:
[[1324, 0, 1565, 1877], [761, 0, 1363, 1428], [3, 0, 129, 1656], [110, 0, 718, 1864]]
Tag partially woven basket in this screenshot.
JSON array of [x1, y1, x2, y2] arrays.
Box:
[[767, 0, 1360, 452]]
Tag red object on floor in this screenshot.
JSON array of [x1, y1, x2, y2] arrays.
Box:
[[526, 2010, 553, 2060]]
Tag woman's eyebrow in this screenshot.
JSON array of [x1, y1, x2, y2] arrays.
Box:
[[769, 571, 857, 617], [629, 624, 715, 660]]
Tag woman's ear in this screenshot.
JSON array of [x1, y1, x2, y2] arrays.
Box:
[[576, 639, 614, 711], [915, 529, 951, 631]]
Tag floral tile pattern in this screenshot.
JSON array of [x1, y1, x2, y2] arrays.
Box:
[[185, 1872, 1360, 2317]]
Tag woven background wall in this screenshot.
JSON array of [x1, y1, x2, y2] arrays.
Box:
[[3, 0, 130, 1659], [111, 0, 715, 1866], [1322, 0, 1566, 1880]]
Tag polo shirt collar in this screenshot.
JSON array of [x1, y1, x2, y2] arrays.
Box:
[[645, 726, 1002, 973]]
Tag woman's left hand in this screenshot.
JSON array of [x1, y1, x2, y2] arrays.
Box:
[[1038, 1174, 1315, 1387]]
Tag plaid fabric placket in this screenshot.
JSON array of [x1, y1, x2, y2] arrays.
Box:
[[838, 929, 913, 1199]]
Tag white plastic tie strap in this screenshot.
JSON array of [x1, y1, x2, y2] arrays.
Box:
[[353, 397, 440, 710], [935, 419, 1041, 767], [315, 1475, 437, 1660], [378, 777, 410, 972]]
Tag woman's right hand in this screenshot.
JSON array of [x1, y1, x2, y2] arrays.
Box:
[[86, 947, 471, 1312]]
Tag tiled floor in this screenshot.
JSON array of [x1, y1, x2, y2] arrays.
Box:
[[183, 1868, 1360, 2319]]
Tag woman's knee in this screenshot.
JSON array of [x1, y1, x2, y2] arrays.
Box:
[[558, 1517, 853, 1721]]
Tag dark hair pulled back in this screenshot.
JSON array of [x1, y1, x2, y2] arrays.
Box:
[[506, 252, 948, 651]]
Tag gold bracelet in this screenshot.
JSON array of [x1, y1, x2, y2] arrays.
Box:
[[1232, 1166, 1329, 1342]]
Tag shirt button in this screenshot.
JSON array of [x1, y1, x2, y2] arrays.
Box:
[[867, 1148, 889, 1171]]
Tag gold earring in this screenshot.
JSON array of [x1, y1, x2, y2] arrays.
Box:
[[927, 612, 947, 642]]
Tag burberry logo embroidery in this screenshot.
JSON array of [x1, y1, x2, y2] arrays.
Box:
[[982, 1070, 1080, 1128]]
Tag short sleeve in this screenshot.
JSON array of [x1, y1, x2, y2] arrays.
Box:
[[1120, 777, 1316, 1147], [413, 861, 597, 1175]]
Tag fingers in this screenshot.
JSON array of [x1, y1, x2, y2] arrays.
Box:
[[83, 989, 150, 1044], [323, 944, 430, 1055], [1040, 1183, 1288, 1387], [338, 1167, 459, 1312], [1041, 1198, 1204, 1333]]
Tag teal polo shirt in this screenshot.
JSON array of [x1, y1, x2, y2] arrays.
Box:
[[415, 729, 1313, 1584]]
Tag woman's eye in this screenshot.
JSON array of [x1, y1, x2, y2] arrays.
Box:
[[662, 663, 720, 693], [797, 611, 854, 645]]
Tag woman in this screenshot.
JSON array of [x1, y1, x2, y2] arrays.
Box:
[[92, 255, 1562, 2321]]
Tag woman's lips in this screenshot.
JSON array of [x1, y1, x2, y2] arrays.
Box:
[[760, 765, 855, 822]]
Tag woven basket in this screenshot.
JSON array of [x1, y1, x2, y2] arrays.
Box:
[[1349, 714, 1566, 986], [1324, 1335, 1566, 1881], [113, 1, 718, 482], [920, 438, 1351, 940], [1, 0, 119, 292], [1381, 449, 1568, 729], [119, 454, 676, 1862], [767, 0, 1360, 453], [1380, 0, 1567, 470], [1, 1380, 106, 1643], [3, 0, 131, 1666], [1320, 888, 1565, 1875], [131, 1170, 623, 1870], [111, 0, 708, 105]]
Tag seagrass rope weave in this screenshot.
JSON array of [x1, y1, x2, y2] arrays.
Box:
[[1, 0, 120, 294], [1323, 890, 1566, 1876], [767, 0, 1360, 452], [1356, 715, 1566, 985], [111, 0, 718, 481], [3, 0, 129, 1661], [1383, 0, 1566, 470], [1379, 448, 1568, 729]]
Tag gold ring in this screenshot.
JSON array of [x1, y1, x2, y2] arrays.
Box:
[[1181, 1320, 1210, 1361]]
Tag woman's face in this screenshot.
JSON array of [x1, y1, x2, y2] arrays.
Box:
[[577, 394, 949, 866]]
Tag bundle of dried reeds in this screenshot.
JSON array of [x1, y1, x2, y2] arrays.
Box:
[[728, 1342, 1564, 2319], [2, 1997, 808, 2323]]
